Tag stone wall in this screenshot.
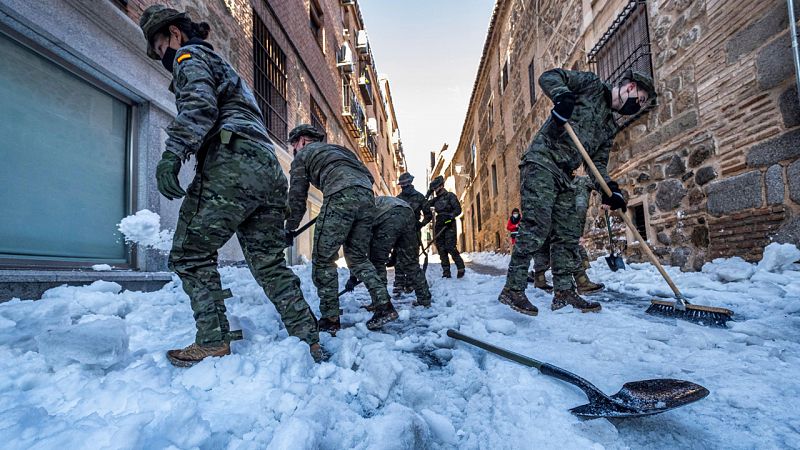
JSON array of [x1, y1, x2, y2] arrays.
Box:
[[450, 0, 800, 270]]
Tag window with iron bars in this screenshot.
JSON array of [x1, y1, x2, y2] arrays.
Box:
[[310, 96, 327, 134], [587, 0, 654, 130], [310, 0, 324, 50], [253, 12, 288, 144]]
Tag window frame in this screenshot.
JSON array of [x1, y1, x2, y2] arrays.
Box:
[[490, 163, 498, 197], [500, 57, 509, 92], [309, 0, 325, 51], [587, 0, 654, 130], [0, 30, 135, 269], [310, 95, 327, 134], [253, 11, 289, 144], [528, 59, 536, 105]]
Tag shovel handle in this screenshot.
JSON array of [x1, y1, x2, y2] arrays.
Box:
[[563, 123, 684, 300]]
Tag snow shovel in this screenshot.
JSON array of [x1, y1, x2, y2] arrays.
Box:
[[603, 211, 625, 271], [563, 123, 733, 326], [284, 217, 317, 248], [447, 330, 709, 419]]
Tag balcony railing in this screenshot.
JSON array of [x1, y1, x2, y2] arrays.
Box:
[[359, 132, 377, 162], [342, 81, 365, 138]]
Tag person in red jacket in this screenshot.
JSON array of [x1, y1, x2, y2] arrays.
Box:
[[507, 208, 521, 246]]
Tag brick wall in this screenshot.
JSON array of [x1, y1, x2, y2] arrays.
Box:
[[449, 0, 800, 269], [120, 0, 400, 196]]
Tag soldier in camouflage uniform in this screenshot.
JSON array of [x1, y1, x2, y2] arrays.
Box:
[[530, 175, 605, 295], [285, 125, 398, 334], [393, 172, 431, 293], [421, 176, 465, 278], [139, 5, 323, 367], [347, 196, 432, 307], [498, 68, 655, 316]]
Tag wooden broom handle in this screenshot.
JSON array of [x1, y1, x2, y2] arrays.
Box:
[[563, 123, 684, 299]]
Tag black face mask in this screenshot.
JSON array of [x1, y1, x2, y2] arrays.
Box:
[[161, 46, 177, 72], [616, 88, 642, 115], [617, 96, 641, 115]]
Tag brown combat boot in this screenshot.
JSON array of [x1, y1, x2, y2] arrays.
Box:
[[319, 316, 341, 335], [310, 343, 331, 363], [530, 271, 553, 293], [167, 342, 230, 367], [498, 287, 539, 316], [367, 302, 399, 330], [551, 290, 602, 313], [575, 271, 605, 295]]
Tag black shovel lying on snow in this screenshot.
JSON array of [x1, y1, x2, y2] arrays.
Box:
[[447, 330, 709, 419], [603, 211, 625, 272]]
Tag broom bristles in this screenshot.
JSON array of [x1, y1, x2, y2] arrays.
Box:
[[646, 300, 733, 327]]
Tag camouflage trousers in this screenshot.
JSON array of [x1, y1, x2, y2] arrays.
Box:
[[169, 136, 318, 347], [506, 162, 581, 291], [435, 222, 464, 275], [392, 229, 422, 289], [533, 239, 590, 273], [313, 186, 390, 319], [371, 208, 431, 302]]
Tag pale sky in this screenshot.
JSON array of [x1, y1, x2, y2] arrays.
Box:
[[359, 0, 496, 192]]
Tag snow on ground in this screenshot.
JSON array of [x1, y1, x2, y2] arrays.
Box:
[[1, 244, 799, 449]]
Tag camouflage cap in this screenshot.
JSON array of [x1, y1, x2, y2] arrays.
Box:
[[139, 4, 188, 60], [623, 70, 657, 100], [288, 124, 326, 144], [429, 175, 444, 190], [398, 172, 414, 186]]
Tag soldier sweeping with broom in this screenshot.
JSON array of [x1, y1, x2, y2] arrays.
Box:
[[498, 68, 655, 316]]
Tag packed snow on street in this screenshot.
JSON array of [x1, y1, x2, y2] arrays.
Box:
[[0, 217, 798, 449]]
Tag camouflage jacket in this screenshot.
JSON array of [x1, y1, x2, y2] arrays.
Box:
[[421, 190, 461, 226], [373, 196, 412, 223], [397, 186, 432, 224], [166, 41, 270, 161], [524, 68, 618, 190], [286, 142, 374, 230]]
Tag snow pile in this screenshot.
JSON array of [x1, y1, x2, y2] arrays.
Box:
[[91, 264, 113, 271], [701, 256, 756, 282], [0, 245, 798, 448], [462, 251, 510, 269], [35, 317, 129, 369], [757, 242, 800, 272], [117, 209, 173, 251]]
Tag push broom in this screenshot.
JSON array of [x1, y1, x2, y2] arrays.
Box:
[[564, 123, 733, 326]]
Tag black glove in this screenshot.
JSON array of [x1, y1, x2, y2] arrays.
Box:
[[284, 229, 295, 247], [156, 151, 186, 200], [345, 275, 360, 292], [601, 181, 627, 212], [550, 92, 576, 126], [386, 250, 397, 268]]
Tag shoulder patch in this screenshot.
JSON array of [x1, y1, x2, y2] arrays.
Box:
[[177, 53, 192, 63]]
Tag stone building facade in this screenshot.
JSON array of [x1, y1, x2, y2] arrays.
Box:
[[443, 0, 800, 270], [0, 0, 403, 300]]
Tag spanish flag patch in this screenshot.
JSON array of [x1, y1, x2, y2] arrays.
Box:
[[177, 53, 192, 63]]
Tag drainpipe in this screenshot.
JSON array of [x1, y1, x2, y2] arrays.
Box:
[[788, 0, 800, 104]]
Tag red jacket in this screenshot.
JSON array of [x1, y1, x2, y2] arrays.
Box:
[[507, 217, 520, 245]]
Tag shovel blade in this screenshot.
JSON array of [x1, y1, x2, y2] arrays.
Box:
[[605, 254, 625, 272], [570, 379, 709, 419]]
